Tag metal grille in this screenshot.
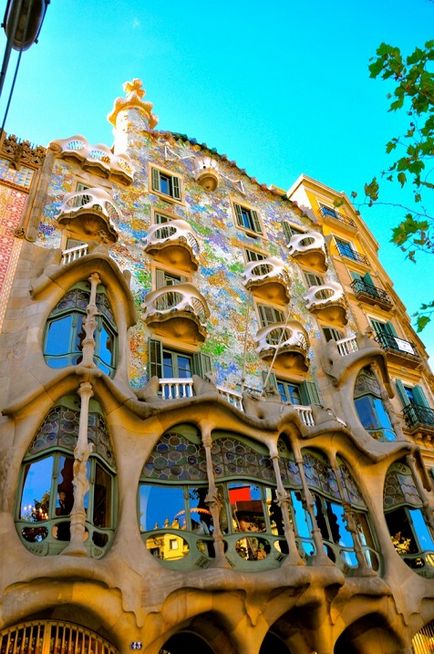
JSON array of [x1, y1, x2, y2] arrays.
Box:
[[0, 621, 118, 654], [412, 621, 434, 653]]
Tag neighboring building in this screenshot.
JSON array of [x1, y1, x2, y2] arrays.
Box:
[[0, 79, 434, 654]]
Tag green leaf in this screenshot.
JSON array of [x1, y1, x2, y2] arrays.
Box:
[[416, 315, 431, 332], [397, 172, 407, 186]]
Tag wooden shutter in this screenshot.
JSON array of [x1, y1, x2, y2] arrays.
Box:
[[413, 385, 429, 407], [363, 272, 374, 286], [395, 380, 410, 407], [155, 269, 167, 289], [305, 272, 323, 287], [148, 338, 163, 378], [323, 327, 342, 342], [385, 321, 398, 337], [251, 210, 262, 234], [262, 370, 277, 392], [192, 352, 212, 379], [234, 203, 244, 227], [172, 175, 181, 199], [282, 221, 293, 242], [299, 380, 321, 406], [151, 167, 160, 192]]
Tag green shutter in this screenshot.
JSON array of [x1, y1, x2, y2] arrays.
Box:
[[282, 221, 293, 242], [234, 203, 243, 227], [323, 327, 342, 342], [262, 370, 277, 392], [385, 321, 398, 337], [192, 353, 212, 379], [148, 338, 163, 378], [172, 175, 181, 199], [350, 271, 363, 281], [305, 272, 323, 287], [363, 272, 374, 286], [151, 167, 160, 192], [395, 379, 410, 407], [413, 385, 429, 408], [299, 381, 321, 406], [251, 210, 262, 234]]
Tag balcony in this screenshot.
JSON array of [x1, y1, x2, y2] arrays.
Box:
[[61, 243, 89, 265], [194, 157, 220, 191], [287, 231, 327, 273], [351, 279, 393, 310], [319, 205, 356, 229], [304, 281, 348, 327], [56, 187, 120, 244], [50, 135, 134, 184], [256, 321, 309, 373], [158, 378, 315, 427], [336, 246, 368, 265], [243, 257, 290, 304], [142, 283, 209, 343], [374, 331, 421, 366], [143, 220, 199, 271], [402, 404, 434, 437]]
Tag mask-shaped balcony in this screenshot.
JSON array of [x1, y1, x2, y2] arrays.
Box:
[[194, 157, 220, 191], [287, 231, 327, 273], [56, 187, 119, 244], [304, 281, 348, 327], [256, 322, 309, 373], [243, 257, 290, 304], [142, 283, 209, 343], [350, 279, 393, 311], [143, 220, 200, 272], [50, 135, 135, 184]]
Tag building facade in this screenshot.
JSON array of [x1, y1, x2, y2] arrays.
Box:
[[0, 79, 434, 654]]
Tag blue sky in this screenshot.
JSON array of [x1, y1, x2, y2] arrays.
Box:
[[1, 0, 433, 357]]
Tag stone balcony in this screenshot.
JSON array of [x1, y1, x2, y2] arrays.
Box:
[[287, 230, 327, 273], [50, 135, 135, 184], [350, 279, 393, 311], [304, 281, 348, 327], [243, 257, 290, 304], [143, 219, 200, 271], [56, 187, 120, 244], [157, 378, 315, 427], [194, 157, 220, 191], [142, 283, 209, 343], [256, 321, 309, 373], [374, 332, 421, 368], [402, 404, 434, 443]]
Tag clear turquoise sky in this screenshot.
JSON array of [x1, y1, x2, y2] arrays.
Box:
[[1, 0, 433, 357]]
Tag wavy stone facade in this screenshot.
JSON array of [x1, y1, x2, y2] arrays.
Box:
[[0, 80, 434, 654]]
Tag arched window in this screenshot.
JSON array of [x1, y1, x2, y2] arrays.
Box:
[[138, 425, 214, 568], [212, 431, 285, 567], [384, 460, 434, 576], [354, 367, 396, 441], [302, 449, 378, 571], [16, 395, 116, 557], [44, 282, 117, 376]]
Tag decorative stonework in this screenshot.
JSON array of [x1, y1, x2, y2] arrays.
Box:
[[108, 79, 158, 129], [0, 133, 45, 169]]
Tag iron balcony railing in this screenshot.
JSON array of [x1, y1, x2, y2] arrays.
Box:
[[320, 205, 356, 227], [337, 246, 368, 265], [403, 404, 434, 430], [351, 279, 393, 307], [374, 331, 419, 359]]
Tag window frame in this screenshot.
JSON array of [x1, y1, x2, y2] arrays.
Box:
[[232, 201, 263, 236], [256, 303, 285, 328], [149, 165, 183, 203]]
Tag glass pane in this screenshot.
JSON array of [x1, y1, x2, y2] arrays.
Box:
[[330, 502, 354, 548], [177, 355, 192, 378], [56, 456, 74, 512], [290, 490, 314, 556], [228, 481, 266, 533], [163, 351, 174, 377], [409, 509, 434, 552], [93, 463, 112, 528], [188, 487, 213, 534], [45, 316, 73, 355], [139, 484, 186, 532], [146, 533, 189, 561], [20, 457, 53, 521], [97, 324, 114, 366]]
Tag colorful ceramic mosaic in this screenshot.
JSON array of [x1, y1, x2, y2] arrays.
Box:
[[34, 101, 360, 392]]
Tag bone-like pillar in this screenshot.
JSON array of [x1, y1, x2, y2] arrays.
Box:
[[202, 426, 229, 567], [80, 272, 100, 368]]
